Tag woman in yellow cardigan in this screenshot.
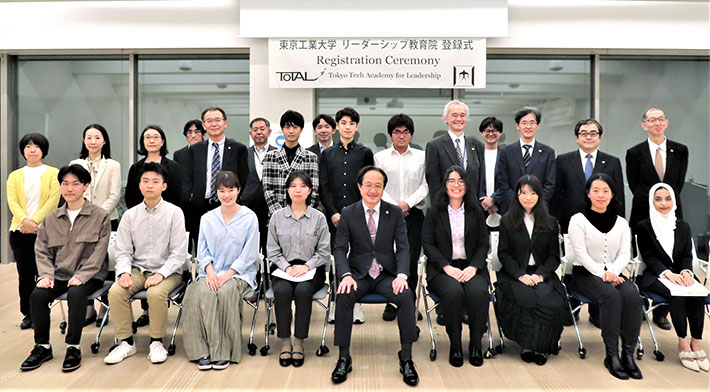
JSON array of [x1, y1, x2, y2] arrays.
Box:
[[7, 133, 60, 330]]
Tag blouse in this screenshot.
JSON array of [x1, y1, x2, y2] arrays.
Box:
[[266, 205, 330, 272]]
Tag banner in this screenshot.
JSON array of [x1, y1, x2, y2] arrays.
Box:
[[269, 38, 486, 89]]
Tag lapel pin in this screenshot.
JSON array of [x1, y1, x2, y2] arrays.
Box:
[[601, 160, 605, 164], [538, 149, 542, 153], [669, 148, 674, 153], [228, 146, 232, 150], [385, 210, 389, 215]]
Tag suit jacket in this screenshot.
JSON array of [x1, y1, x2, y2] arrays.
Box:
[[636, 218, 693, 288], [306, 143, 324, 161], [425, 134, 485, 206], [497, 216, 560, 283], [422, 204, 489, 282], [172, 145, 190, 168], [626, 140, 688, 231], [492, 141, 556, 214], [240, 144, 277, 214], [551, 150, 625, 233], [262, 146, 320, 216], [334, 201, 410, 280], [184, 137, 249, 207]]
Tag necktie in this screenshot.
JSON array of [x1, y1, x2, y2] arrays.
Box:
[[367, 209, 380, 279], [654, 147, 664, 181], [523, 144, 532, 168], [455, 138, 464, 167], [210, 142, 221, 200], [584, 153, 594, 180]]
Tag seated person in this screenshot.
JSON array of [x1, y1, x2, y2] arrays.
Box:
[[104, 163, 187, 365], [637, 183, 708, 372], [495, 175, 566, 367], [182, 171, 259, 370], [422, 166, 489, 368], [21, 164, 110, 372], [331, 166, 418, 387], [568, 173, 642, 380], [267, 171, 330, 368]]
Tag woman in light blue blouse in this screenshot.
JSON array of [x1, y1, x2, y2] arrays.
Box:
[[182, 171, 259, 371]]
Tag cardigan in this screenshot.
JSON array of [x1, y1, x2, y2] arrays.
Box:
[[7, 166, 61, 231], [69, 157, 121, 220], [568, 212, 631, 278]]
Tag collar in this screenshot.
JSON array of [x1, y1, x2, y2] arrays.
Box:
[[579, 148, 598, 160], [447, 130, 465, 144], [285, 205, 312, 219], [338, 140, 356, 150], [520, 139, 536, 149], [209, 137, 226, 147], [447, 204, 465, 214], [362, 201, 381, 215], [141, 198, 164, 212], [389, 146, 411, 156], [320, 140, 333, 150], [254, 144, 268, 153], [57, 200, 92, 217], [648, 137, 667, 151], [283, 143, 301, 152]]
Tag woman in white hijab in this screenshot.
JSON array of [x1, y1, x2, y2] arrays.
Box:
[[636, 183, 708, 372]]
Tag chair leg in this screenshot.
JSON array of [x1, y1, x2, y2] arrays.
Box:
[[642, 304, 664, 361], [422, 288, 437, 361], [92, 298, 110, 354], [260, 299, 272, 356], [564, 286, 586, 359], [167, 303, 182, 356], [316, 290, 331, 356]]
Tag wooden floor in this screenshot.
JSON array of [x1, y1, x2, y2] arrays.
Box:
[[0, 263, 707, 391]]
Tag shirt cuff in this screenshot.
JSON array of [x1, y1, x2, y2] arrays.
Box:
[[659, 269, 670, 279], [397, 273, 408, 280]]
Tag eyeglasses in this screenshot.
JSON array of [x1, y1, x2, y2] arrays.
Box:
[[361, 183, 384, 191], [446, 179, 465, 186], [519, 121, 537, 127], [392, 130, 411, 136], [144, 135, 162, 141], [204, 118, 225, 125], [482, 128, 500, 134], [644, 117, 667, 124], [578, 131, 599, 138]]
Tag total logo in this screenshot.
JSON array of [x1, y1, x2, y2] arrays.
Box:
[[276, 68, 326, 82]]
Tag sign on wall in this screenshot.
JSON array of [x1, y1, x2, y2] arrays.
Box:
[[269, 38, 486, 89]]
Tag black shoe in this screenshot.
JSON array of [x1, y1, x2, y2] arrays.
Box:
[[604, 355, 630, 380], [211, 360, 229, 370], [20, 345, 53, 371], [292, 351, 304, 368], [621, 353, 643, 379], [20, 316, 32, 330], [279, 350, 292, 367], [398, 352, 419, 386], [652, 316, 672, 331], [197, 356, 212, 370], [533, 352, 548, 366], [382, 303, 397, 321], [135, 314, 150, 327], [589, 315, 602, 329], [469, 345, 484, 367], [331, 356, 352, 384], [449, 348, 463, 367], [436, 313, 445, 326], [62, 347, 81, 372], [521, 349, 535, 363]]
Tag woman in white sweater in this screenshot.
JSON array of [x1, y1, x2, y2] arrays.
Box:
[[567, 173, 642, 380]]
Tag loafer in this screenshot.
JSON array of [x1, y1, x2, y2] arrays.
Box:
[[604, 355, 630, 380], [469, 346, 484, 367], [20, 345, 53, 371], [331, 356, 352, 384], [534, 352, 547, 366], [398, 352, 419, 386], [449, 349, 463, 367], [20, 316, 32, 330], [652, 315, 672, 331], [279, 350, 292, 367], [292, 351, 304, 368], [212, 360, 229, 370], [134, 314, 150, 328], [197, 356, 212, 370], [520, 350, 535, 363], [62, 346, 81, 372], [382, 303, 397, 321], [621, 353, 643, 379]]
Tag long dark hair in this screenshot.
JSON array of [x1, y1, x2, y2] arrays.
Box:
[[79, 124, 112, 159], [436, 165, 475, 211], [502, 174, 557, 232], [583, 172, 619, 215]]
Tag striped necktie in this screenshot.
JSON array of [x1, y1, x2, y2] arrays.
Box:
[[523, 144, 532, 168], [210, 142, 221, 200]]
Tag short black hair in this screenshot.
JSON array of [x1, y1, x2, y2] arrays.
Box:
[[312, 114, 336, 130], [183, 119, 204, 136], [280, 110, 305, 129], [139, 162, 168, 182], [514, 106, 542, 124], [285, 170, 313, 206], [19, 133, 49, 159], [138, 125, 169, 157], [214, 170, 241, 191], [583, 172, 619, 215], [573, 119, 604, 137], [201, 106, 227, 122], [249, 117, 271, 130], [386, 114, 415, 136], [356, 165, 388, 188], [79, 124, 112, 159], [336, 107, 360, 124], [58, 164, 91, 185], [479, 117, 503, 133]]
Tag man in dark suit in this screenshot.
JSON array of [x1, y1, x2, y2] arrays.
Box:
[[306, 114, 336, 161], [492, 106, 556, 214], [478, 116, 503, 215], [626, 107, 688, 330], [331, 166, 418, 386], [172, 119, 204, 169], [425, 100, 485, 207]]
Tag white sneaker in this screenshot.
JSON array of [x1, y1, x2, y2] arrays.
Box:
[[148, 341, 168, 364], [104, 341, 137, 364], [353, 303, 365, 324]]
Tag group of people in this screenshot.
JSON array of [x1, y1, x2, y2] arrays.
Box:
[[6, 101, 706, 384]]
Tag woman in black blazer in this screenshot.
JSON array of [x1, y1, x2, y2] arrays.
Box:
[[495, 174, 566, 366], [422, 166, 490, 368], [637, 183, 708, 372]]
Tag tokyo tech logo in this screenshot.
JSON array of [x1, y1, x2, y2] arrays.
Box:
[[276, 68, 326, 82], [453, 66, 475, 87]]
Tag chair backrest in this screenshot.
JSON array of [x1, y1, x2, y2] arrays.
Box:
[[691, 237, 708, 281], [560, 234, 574, 276], [487, 231, 502, 272], [631, 235, 645, 278], [107, 231, 118, 272]]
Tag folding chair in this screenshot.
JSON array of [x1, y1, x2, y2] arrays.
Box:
[[245, 254, 266, 356], [691, 239, 710, 320]]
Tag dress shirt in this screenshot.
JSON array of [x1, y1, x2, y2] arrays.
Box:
[[197, 206, 259, 289], [266, 205, 330, 272], [568, 212, 631, 278], [579, 149, 597, 170], [204, 137, 226, 198], [359, 201, 408, 281], [647, 137, 667, 174], [114, 199, 187, 278], [524, 213, 536, 265], [374, 146, 428, 209], [520, 138, 536, 157], [447, 130, 467, 169], [319, 140, 333, 153], [484, 149, 497, 196], [253, 145, 269, 180], [319, 141, 374, 216], [448, 204, 466, 260]]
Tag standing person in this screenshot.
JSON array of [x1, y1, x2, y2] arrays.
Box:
[[422, 166, 489, 368], [7, 133, 60, 330], [567, 173, 642, 380], [492, 107, 556, 214], [478, 117, 503, 215], [425, 100, 485, 207], [330, 166, 418, 386], [374, 113, 428, 321], [495, 175, 566, 366], [20, 164, 110, 372], [172, 119, 204, 168], [307, 114, 337, 161], [267, 171, 330, 368], [182, 171, 259, 370], [637, 183, 708, 372], [626, 107, 688, 330]]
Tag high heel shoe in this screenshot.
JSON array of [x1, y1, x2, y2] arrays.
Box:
[[693, 350, 709, 372], [679, 351, 700, 372]]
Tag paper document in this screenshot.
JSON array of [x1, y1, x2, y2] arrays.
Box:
[[658, 277, 710, 297], [271, 267, 316, 282]]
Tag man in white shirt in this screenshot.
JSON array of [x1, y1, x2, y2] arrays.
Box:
[[478, 117, 503, 215], [374, 114, 428, 321], [104, 162, 187, 365]]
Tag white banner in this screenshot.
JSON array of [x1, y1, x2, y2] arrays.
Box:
[[268, 38, 486, 89]]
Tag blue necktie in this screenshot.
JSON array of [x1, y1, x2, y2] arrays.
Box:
[[584, 153, 593, 180]]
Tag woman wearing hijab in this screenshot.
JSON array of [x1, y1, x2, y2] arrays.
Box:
[[636, 183, 708, 372]]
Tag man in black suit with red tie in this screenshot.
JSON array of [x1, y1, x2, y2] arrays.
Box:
[[626, 107, 688, 330], [331, 166, 418, 387]]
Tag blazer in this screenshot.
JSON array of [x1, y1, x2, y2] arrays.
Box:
[[551, 150, 625, 233], [240, 144, 277, 213], [262, 146, 320, 216], [184, 137, 249, 207], [626, 140, 688, 231], [636, 218, 694, 288], [334, 201, 410, 280], [124, 157, 183, 209], [492, 141, 556, 214], [306, 143, 323, 161], [497, 216, 560, 283], [172, 144, 190, 168], [69, 158, 122, 221], [422, 204, 489, 282], [425, 133, 485, 206], [7, 166, 61, 231]]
